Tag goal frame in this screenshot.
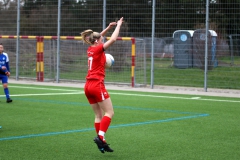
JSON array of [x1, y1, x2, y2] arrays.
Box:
[[0, 35, 136, 87]]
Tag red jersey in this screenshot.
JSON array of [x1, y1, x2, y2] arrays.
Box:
[[86, 44, 106, 81]]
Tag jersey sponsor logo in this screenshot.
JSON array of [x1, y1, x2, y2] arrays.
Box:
[[88, 51, 94, 55], [0, 61, 5, 65]]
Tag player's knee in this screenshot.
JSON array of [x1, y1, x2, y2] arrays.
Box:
[[3, 83, 8, 88], [95, 113, 103, 120], [107, 110, 114, 118]]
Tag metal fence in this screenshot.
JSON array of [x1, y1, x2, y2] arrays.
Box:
[[0, 0, 240, 90]]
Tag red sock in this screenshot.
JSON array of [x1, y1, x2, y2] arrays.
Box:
[[94, 122, 100, 134], [98, 116, 111, 142]]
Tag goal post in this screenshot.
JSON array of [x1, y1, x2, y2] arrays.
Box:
[[106, 37, 136, 87]]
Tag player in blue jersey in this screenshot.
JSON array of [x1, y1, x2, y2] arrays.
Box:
[[0, 43, 12, 103]]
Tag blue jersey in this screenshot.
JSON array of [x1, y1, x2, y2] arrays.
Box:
[[0, 52, 10, 75]]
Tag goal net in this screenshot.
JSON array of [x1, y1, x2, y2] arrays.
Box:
[[1, 36, 146, 87]]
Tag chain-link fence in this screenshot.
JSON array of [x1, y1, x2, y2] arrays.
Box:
[[0, 0, 240, 89]]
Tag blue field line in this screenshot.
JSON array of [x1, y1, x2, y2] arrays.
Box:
[[1, 97, 90, 106], [0, 128, 94, 141], [113, 106, 202, 115], [110, 113, 209, 128], [10, 85, 80, 92], [1, 97, 203, 115], [0, 91, 210, 141], [0, 113, 209, 141]]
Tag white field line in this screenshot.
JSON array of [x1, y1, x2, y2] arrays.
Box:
[[191, 97, 201, 99], [109, 92, 240, 103], [3, 86, 240, 103]]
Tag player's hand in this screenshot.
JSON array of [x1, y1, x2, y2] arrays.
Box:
[[109, 22, 117, 28], [117, 17, 124, 26], [5, 71, 10, 77], [1, 66, 6, 70]]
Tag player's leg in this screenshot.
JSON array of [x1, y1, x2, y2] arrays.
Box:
[[89, 100, 114, 153], [84, 81, 104, 153], [3, 83, 12, 103], [94, 81, 114, 143], [85, 80, 114, 153], [90, 103, 106, 153], [2, 76, 12, 103], [0, 77, 2, 129], [90, 103, 104, 134], [97, 97, 114, 152], [84, 80, 102, 134], [97, 97, 114, 142]]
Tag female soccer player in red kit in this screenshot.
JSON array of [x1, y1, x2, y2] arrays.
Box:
[[81, 17, 123, 153]]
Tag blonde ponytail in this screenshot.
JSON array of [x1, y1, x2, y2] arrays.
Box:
[[81, 29, 101, 45]]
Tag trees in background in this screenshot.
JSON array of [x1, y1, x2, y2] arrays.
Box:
[[0, 0, 239, 38]]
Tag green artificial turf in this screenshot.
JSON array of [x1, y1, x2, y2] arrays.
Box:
[[0, 84, 239, 160]]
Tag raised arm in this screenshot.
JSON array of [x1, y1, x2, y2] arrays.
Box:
[[100, 22, 117, 37], [103, 17, 123, 50]]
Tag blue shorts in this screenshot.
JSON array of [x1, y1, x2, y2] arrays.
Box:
[[0, 74, 8, 84]]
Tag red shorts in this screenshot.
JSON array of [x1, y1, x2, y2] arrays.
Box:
[[84, 80, 110, 104]]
